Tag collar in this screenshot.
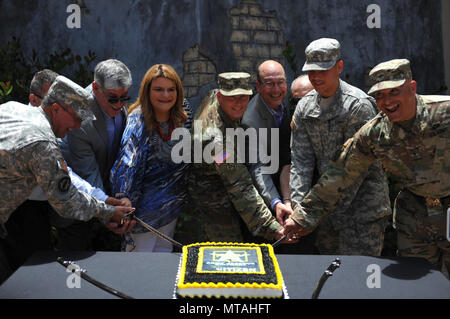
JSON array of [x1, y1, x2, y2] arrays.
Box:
[[302, 80, 344, 120], [383, 95, 430, 138], [260, 95, 284, 118]]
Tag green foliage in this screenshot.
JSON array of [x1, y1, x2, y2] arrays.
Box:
[[0, 36, 97, 104], [282, 41, 299, 78]]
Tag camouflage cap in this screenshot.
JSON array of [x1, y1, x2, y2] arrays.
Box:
[[368, 59, 412, 95], [217, 72, 253, 96], [45, 76, 96, 122], [302, 38, 341, 72]]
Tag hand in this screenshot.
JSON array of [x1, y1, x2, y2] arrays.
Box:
[[274, 227, 298, 244], [105, 197, 132, 207], [275, 202, 293, 226], [105, 219, 136, 234], [109, 206, 135, 224], [283, 217, 311, 240], [118, 197, 132, 207]]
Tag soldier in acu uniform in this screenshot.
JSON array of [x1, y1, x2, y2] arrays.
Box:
[[289, 38, 391, 256], [0, 76, 133, 283], [188, 73, 287, 243], [285, 59, 450, 278]]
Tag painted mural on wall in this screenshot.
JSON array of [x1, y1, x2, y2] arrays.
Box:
[[0, 0, 446, 110]]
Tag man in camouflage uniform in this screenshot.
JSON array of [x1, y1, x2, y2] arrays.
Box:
[[289, 38, 391, 256], [0, 76, 133, 283], [188, 72, 286, 243], [285, 59, 450, 278]]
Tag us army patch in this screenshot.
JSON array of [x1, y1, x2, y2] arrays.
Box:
[[290, 116, 296, 130], [343, 138, 353, 148], [214, 149, 231, 166], [58, 176, 71, 193]]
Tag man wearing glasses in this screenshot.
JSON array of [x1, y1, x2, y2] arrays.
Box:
[[58, 59, 132, 251], [241, 60, 295, 246], [288, 38, 391, 256], [0, 76, 134, 283]]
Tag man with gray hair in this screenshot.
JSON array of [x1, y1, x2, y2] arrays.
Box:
[[0, 76, 134, 283], [287, 38, 392, 256], [58, 59, 132, 251]]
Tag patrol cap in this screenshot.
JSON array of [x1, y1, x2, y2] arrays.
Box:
[[217, 72, 253, 96], [368, 59, 412, 95], [302, 38, 341, 72], [44, 75, 96, 122]]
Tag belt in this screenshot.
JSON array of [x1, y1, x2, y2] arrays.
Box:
[[424, 195, 450, 211]]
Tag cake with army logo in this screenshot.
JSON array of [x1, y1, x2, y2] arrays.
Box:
[[175, 242, 287, 298]]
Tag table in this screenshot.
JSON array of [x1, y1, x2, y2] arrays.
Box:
[[1, 251, 449, 299]]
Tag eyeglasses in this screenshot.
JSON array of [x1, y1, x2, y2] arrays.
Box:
[[98, 87, 131, 104], [262, 79, 287, 89], [107, 95, 131, 104]]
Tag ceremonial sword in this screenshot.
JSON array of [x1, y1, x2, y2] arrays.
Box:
[[56, 257, 134, 299], [311, 258, 341, 299], [121, 212, 184, 249], [271, 235, 287, 248], [122, 212, 285, 249]]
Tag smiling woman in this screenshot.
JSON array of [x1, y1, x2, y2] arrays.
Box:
[[110, 64, 193, 253]]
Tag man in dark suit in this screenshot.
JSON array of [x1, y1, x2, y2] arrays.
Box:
[[242, 61, 292, 229], [242, 61, 317, 253], [57, 59, 132, 251]]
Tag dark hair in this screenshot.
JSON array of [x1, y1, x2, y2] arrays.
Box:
[[30, 69, 58, 95]]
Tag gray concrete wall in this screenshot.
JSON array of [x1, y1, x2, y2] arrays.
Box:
[[0, 0, 445, 110]]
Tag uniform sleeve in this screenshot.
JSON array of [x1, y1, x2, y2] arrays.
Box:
[[25, 141, 114, 222], [110, 114, 146, 205], [345, 98, 377, 139], [289, 110, 316, 206], [322, 98, 378, 215], [291, 130, 377, 230], [215, 161, 282, 240]]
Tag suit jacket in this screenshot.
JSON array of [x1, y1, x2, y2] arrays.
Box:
[[59, 84, 127, 195], [241, 94, 291, 208]]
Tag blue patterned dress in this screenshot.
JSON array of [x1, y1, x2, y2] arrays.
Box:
[[110, 99, 193, 236]]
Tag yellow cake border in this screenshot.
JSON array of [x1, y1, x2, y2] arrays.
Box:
[[178, 242, 283, 291]]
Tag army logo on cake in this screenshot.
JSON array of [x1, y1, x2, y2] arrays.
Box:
[[175, 242, 286, 299]]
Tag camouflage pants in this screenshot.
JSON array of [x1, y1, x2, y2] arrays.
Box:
[[394, 190, 449, 279], [316, 216, 388, 256]]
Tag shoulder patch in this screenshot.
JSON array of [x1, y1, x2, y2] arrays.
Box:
[[214, 149, 231, 166], [58, 176, 71, 193], [290, 115, 296, 130], [343, 138, 353, 148]]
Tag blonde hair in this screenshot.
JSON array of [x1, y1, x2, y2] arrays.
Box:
[[128, 64, 187, 133]]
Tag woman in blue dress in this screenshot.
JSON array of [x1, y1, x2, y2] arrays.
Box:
[[111, 64, 192, 252]]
